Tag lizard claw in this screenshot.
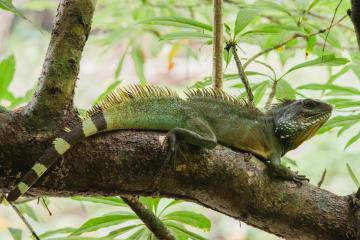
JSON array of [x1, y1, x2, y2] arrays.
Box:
[[269, 164, 309, 186]]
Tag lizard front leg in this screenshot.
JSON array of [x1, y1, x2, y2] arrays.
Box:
[[268, 154, 309, 185]]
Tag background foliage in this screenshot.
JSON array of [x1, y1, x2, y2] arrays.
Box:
[[0, 0, 359, 239]]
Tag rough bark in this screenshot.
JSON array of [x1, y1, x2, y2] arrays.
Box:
[[23, 0, 95, 129], [350, 0, 360, 50], [0, 113, 356, 239], [0, 0, 358, 239]]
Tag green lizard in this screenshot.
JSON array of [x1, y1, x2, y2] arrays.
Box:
[[6, 85, 332, 202]]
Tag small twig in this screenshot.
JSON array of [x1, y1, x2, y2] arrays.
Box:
[[317, 169, 327, 187], [121, 195, 176, 240], [8, 201, 40, 240], [265, 79, 278, 109], [212, 0, 223, 90], [243, 15, 347, 69], [231, 44, 254, 104], [321, 0, 343, 59]]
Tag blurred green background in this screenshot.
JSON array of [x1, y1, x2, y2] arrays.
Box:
[[0, 0, 359, 239]]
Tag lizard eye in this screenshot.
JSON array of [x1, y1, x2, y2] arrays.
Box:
[[302, 99, 316, 109]]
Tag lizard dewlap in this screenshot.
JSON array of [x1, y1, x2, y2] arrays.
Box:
[[6, 85, 332, 202]]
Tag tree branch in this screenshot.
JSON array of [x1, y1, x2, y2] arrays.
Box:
[[212, 0, 223, 90], [349, 0, 360, 50], [121, 195, 176, 240], [0, 117, 356, 239], [24, 0, 96, 128], [231, 45, 254, 104]]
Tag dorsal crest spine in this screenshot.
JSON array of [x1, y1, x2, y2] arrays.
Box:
[[84, 85, 178, 118], [185, 88, 248, 106]]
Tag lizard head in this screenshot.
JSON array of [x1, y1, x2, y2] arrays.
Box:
[[271, 99, 332, 152]]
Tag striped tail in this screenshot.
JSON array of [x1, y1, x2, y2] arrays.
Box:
[[6, 113, 108, 202]]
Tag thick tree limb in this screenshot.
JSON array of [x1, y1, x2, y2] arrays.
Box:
[[0, 115, 356, 239], [24, 0, 95, 128], [349, 0, 360, 50], [121, 195, 176, 240]]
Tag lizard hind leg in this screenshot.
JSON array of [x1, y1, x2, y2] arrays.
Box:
[[162, 118, 217, 171]]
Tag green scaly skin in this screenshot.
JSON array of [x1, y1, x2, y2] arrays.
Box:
[[6, 86, 332, 202]]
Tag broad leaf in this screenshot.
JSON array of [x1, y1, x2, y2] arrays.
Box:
[[0, 0, 26, 19], [284, 54, 349, 76], [8, 228, 22, 240], [160, 31, 212, 41], [0, 55, 15, 99], [163, 211, 211, 231], [71, 212, 137, 236], [39, 227, 76, 239], [297, 84, 360, 96], [275, 80, 296, 100], [167, 222, 207, 240], [234, 8, 258, 37], [106, 224, 143, 238], [140, 16, 212, 31]]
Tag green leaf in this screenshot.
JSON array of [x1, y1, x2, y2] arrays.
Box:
[[39, 227, 76, 239], [284, 54, 349, 76], [160, 31, 212, 41], [16, 203, 39, 222], [327, 65, 351, 84], [345, 132, 360, 150], [0, 55, 15, 99], [223, 49, 232, 69], [0, 0, 26, 19], [306, 0, 321, 12], [158, 199, 184, 216], [44, 237, 112, 240], [127, 228, 147, 240], [275, 80, 296, 100], [166, 222, 207, 240], [346, 163, 360, 188], [140, 16, 212, 31], [234, 8, 258, 37], [94, 81, 122, 104], [131, 47, 146, 86], [319, 114, 360, 134], [72, 196, 127, 207], [326, 98, 360, 109], [305, 35, 316, 56], [243, 24, 303, 36], [8, 228, 22, 240], [297, 84, 360, 95], [254, 1, 292, 16], [253, 81, 269, 105], [163, 211, 211, 231], [106, 224, 143, 238], [71, 212, 137, 236], [114, 51, 127, 80], [140, 197, 161, 213], [8, 87, 35, 109]]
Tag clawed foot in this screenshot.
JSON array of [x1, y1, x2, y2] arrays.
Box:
[[269, 165, 309, 186]]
